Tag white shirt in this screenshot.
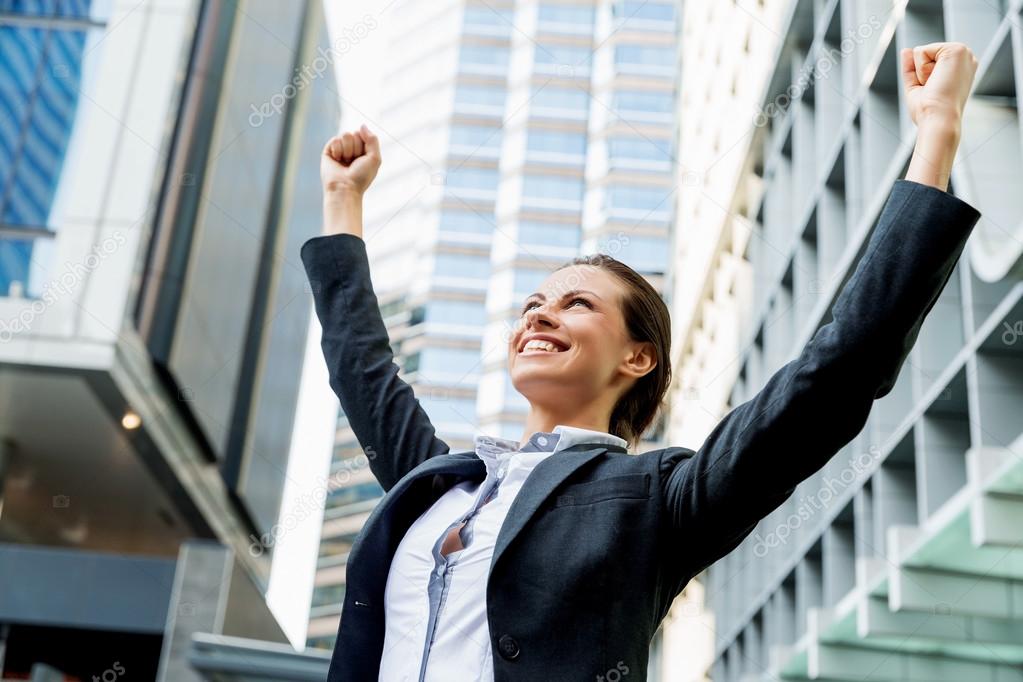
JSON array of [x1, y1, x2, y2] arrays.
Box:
[[378, 424, 629, 682]]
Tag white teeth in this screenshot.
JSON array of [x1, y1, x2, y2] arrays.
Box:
[[522, 339, 560, 352]]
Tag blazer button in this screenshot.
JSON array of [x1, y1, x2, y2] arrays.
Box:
[[497, 634, 520, 660]]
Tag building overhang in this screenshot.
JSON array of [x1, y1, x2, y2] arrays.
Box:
[[766, 439, 1023, 681]]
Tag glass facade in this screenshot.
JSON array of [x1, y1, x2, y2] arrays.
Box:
[[534, 42, 593, 70], [0, 4, 100, 297], [606, 184, 674, 211], [439, 208, 495, 233], [608, 135, 673, 163], [613, 0, 676, 23], [522, 173, 585, 202], [526, 129, 587, 156], [458, 44, 510, 70], [518, 220, 580, 248], [531, 85, 590, 113], [613, 89, 675, 116], [450, 123, 503, 150], [454, 83, 506, 111]]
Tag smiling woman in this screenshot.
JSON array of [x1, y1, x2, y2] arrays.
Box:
[[303, 45, 984, 676]]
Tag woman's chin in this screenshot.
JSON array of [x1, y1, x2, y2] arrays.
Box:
[[510, 365, 574, 394]]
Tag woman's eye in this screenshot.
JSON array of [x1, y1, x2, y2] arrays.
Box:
[[521, 298, 590, 315]]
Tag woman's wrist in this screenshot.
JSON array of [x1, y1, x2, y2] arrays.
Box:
[[905, 112, 962, 192], [323, 190, 365, 238]]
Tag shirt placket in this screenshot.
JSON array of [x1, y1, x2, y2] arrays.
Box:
[[417, 465, 504, 682]]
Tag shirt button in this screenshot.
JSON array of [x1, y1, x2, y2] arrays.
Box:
[[497, 634, 520, 660], [537, 436, 548, 447]]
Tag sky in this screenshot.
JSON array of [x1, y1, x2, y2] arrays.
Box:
[[264, 0, 392, 648]]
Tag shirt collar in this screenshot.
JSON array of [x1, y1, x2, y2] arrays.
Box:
[[473, 424, 628, 460]]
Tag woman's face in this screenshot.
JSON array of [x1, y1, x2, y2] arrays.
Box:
[[508, 265, 647, 406]]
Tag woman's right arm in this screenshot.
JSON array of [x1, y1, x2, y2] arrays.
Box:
[[301, 126, 450, 492]]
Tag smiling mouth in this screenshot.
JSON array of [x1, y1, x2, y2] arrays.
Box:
[[519, 339, 569, 354]]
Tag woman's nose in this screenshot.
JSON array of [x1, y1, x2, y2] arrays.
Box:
[[526, 306, 557, 328]]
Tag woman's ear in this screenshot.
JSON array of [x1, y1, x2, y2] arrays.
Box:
[[620, 341, 657, 380]]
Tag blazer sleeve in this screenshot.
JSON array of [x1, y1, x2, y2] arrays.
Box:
[[659, 179, 982, 576], [300, 232, 451, 492]]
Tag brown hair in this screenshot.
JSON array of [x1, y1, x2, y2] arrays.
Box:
[[555, 254, 672, 448]]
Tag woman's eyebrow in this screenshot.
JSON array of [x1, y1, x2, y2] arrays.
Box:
[[522, 289, 604, 304]]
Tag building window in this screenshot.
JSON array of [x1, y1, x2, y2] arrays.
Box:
[[458, 44, 510, 69], [513, 267, 554, 296], [614, 45, 676, 69], [605, 185, 673, 212], [612, 89, 674, 115], [522, 174, 584, 202], [325, 481, 384, 509], [454, 84, 506, 110], [610, 233, 669, 272], [445, 166, 500, 191], [450, 123, 502, 150], [434, 252, 491, 279], [531, 85, 590, 113], [518, 221, 580, 248], [419, 397, 478, 429], [424, 299, 488, 325], [537, 4, 595, 31], [526, 129, 587, 156], [439, 209, 495, 233], [463, 4, 514, 34], [608, 136, 673, 162], [612, 0, 677, 24], [418, 347, 485, 380], [534, 42, 592, 70]]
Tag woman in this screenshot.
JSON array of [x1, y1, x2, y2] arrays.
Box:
[[301, 43, 981, 681]]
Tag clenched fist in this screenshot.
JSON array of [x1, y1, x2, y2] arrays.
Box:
[[321, 124, 381, 198], [901, 42, 978, 127]]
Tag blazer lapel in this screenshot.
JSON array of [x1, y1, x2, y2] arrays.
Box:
[[344, 452, 485, 589], [370, 452, 486, 526], [488, 444, 611, 580]]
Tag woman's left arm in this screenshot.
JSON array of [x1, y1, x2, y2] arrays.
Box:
[[660, 43, 981, 576]]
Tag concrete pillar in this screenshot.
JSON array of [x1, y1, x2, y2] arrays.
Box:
[[155, 541, 234, 682]]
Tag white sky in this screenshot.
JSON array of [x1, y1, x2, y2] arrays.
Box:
[[265, 0, 391, 648]]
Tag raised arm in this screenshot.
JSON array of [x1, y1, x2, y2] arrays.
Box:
[[301, 125, 450, 492], [660, 42, 981, 575]]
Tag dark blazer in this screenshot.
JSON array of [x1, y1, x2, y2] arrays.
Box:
[[300, 179, 980, 682]]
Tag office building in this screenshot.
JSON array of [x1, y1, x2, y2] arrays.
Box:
[[700, 0, 1023, 680], [0, 0, 337, 678]]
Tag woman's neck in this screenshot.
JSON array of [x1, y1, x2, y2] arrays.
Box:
[[519, 403, 613, 444]]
